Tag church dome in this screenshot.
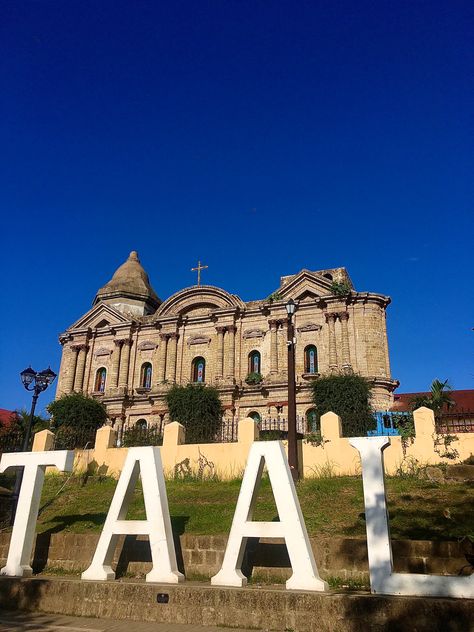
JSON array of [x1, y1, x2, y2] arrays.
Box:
[[94, 251, 161, 315]]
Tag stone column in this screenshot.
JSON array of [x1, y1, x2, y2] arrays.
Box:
[[157, 334, 169, 384], [226, 325, 237, 381], [118, 339, 132, 389], [325, 313, 338, 371], [109, 340, 122, 389], [166, 333, 179, 383], [73, 344, 88, 391], [268, 320, 279, 375], [215, 326, 226, 379], [339, 311, 352, 369], [64, 345, 79, 394]]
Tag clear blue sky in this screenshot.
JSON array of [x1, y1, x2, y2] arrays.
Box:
[[1, 1, 472, 415]]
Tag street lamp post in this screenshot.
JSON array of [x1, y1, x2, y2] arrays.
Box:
[[285, 299, 298, 482], [10, 366, 57, 523]]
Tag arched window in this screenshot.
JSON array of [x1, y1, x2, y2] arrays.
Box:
[[136, 418, 147, 429], [192, 356, 206, 383], [304, 345, 318, 374], [306, 408, 319, 433], [323, 273, 333, 281], [95, 367, 107, 393], [248, 350, 261, 374], [140, 362, 152, 389], [248, 411, 261, 423]]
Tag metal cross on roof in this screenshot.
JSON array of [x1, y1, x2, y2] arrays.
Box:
[[191, 260, 208, 286]]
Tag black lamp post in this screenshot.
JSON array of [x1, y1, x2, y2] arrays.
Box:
[[10, 366, 57, 522], [285, 299, 298, 482]]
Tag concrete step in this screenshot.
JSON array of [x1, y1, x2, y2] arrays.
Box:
[[0, 576, 473, 632]]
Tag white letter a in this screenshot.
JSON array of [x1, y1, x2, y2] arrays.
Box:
[[211, 441, 327, 591], [82, 447, 183, 583]]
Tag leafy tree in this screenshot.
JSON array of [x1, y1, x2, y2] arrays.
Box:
[[47, 392, 108, 429], [410, 379, 455, 414], [311, 373, 375, 436], [165, 384, 223, 443]]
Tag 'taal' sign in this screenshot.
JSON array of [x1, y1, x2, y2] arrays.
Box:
[[1, 439, 473, 599]]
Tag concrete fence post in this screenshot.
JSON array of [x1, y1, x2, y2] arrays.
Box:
[[320, 412, 343, 441], [163, 422, 186, 449], [95, 425, 118, 451], [32, 429, 55, 452], [238, 418, 259, 444], [413, 407, 436, 437]]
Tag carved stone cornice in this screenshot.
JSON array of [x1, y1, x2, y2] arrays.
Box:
[[94, 347, 112, 357], [268, 319, 282, 329], [71, 343, 89, 352], [187, 335, 211, 347], [325, 312, 338, 323], [243, 328, 265, 339], [117, 338, 132, 346], [137, 341, 157, 351], [297, 323, 322, 333]]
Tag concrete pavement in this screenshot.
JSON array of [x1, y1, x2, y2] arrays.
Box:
[[0, 612, 258, 632]]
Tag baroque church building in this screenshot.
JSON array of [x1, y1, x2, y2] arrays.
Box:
[[56, 252, 398, 432]]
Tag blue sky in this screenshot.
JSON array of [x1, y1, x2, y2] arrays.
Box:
[[1, 1, 472, 414]]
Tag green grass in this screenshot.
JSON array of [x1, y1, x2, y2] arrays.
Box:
[[1, 472, 472, 541]]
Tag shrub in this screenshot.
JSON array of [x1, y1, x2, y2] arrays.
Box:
[[311, 373, 375, 436], [47, 392, 108, 429], [329, 281, 351, 297], [165, 384, 223, 443], [245, 372, 263, 385]]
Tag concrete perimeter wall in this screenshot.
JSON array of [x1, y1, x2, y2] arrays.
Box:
[[32, 407, 474, 479]]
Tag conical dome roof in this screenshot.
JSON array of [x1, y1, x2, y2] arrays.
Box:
[[94, 251, 160, 312]]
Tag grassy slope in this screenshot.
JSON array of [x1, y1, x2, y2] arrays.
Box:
[[3, 473, 470, 541]]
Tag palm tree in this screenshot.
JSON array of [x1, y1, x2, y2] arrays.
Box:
[[410, 379, 455, 413]]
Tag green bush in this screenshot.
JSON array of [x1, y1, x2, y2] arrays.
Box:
[[47, 392, 108, 429], [329, 281, 351, 297], [165, 384, 223, 443], [245, 372, 263, 385], [311, 373, 375, 436]]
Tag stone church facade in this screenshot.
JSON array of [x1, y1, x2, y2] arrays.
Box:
[[56, 252, 398, 432]]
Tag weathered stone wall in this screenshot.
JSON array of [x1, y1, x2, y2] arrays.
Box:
[[0, 532, 469, 583]]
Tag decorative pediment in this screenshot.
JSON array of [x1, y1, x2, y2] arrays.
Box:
[[297, 323, 322, 333], [137, 341, 157, 351], [156, 285, 244, 317], [95, 347, 112, 357], [67, 303, 131, 332], [187, 335, 211, 347], [277, 270, 332, 301], [243, 328, 266, 339]]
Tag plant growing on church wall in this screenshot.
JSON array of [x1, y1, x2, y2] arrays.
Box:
[[311, 373, 375, 437], [329, 281, 351, 297], [165, 383, 223, 444], [47, 392, 108, 430], [245, 372, 263, 385]]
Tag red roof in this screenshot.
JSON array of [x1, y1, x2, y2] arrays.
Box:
[[391, 390, 474, 412], [0, 409, 19, 429]]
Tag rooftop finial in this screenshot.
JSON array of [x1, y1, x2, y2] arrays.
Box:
[[129, 251, 139, 261]]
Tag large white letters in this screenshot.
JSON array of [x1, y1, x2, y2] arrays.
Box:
[[211, 441, 327, 591], [0, 450, 74, 577], [350, 436, 474, 599], [81, 446, 183, 583]]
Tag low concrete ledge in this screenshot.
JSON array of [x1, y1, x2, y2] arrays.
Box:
[[0, 576, 473, 632]]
